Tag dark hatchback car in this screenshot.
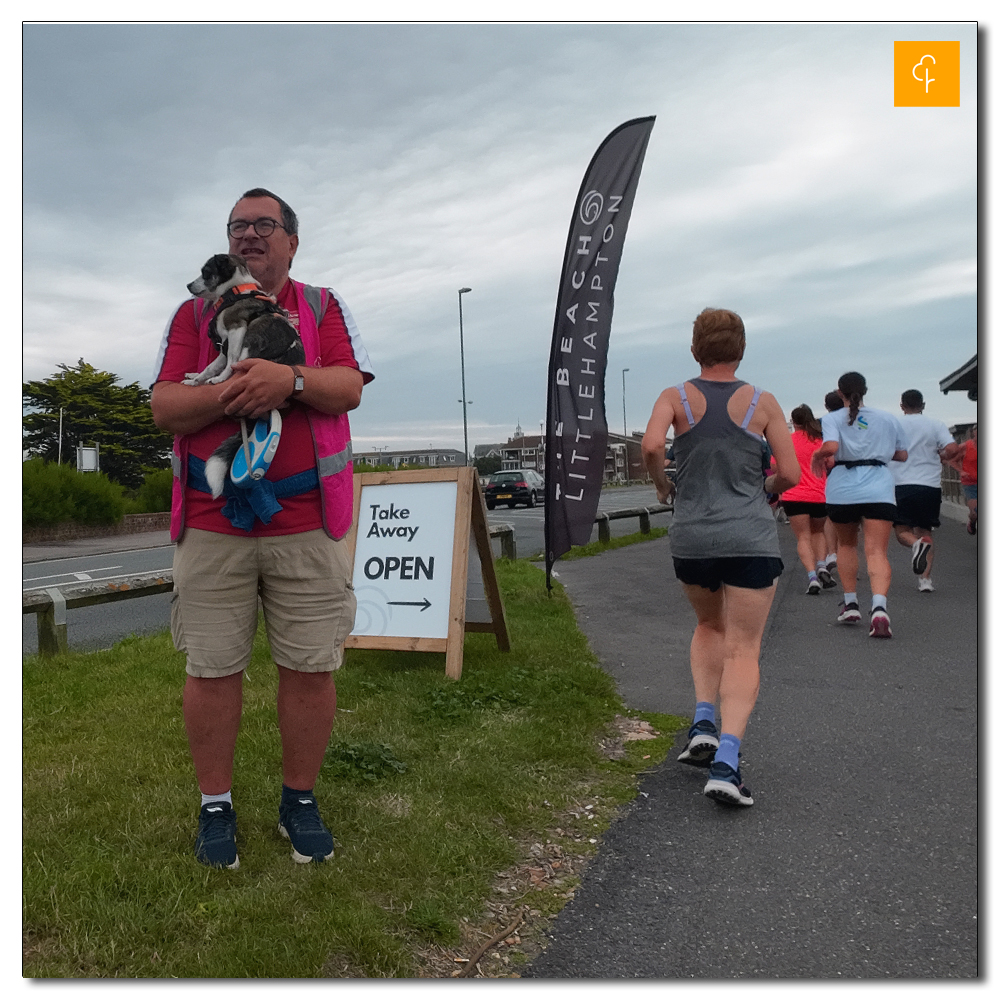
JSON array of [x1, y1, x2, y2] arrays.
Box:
[[484, 469, 545, 509]]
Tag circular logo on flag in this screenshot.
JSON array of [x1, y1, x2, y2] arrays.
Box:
[[579, 190, 603, 226]]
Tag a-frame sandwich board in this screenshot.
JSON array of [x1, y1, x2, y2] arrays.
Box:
[[344, 466, 509, 679]]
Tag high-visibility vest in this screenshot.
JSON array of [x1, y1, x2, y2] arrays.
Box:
[[169, 279, 355, 541]]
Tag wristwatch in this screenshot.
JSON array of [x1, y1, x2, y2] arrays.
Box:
[[289, 365, 305, 398]]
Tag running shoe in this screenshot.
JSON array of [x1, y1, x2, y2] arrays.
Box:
[[807, 578, 821, 595], [837, 601, 862, 624], [677, 719, 719, 767], [230, 409, 283, 486], [911, 538, 932, 575], [968, 519, 977, 535], [817, 567, 837, 589], [826, 556, 837, 571], [278, 793, 338, 863], [869, 607, 892, 638], [194, 801, 239, 870], [918, 577, 935, 593], [703, 761, 754, 807]]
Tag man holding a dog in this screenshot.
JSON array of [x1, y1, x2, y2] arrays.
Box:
[[152, 188, 374, 869]]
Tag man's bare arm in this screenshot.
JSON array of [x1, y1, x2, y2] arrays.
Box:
[[151, 381, 228, 436], [151, 359, 364, 435], [217, 358, 363, 420]]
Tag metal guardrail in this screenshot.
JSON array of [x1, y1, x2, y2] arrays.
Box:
[[23, 574, 173, 658], [23, 514, 665, 658], [593, 503, 672, 543]]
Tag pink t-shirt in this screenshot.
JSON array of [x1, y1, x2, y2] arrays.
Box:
[[782, 429, 827, 503], [155, 279, 364, 536]]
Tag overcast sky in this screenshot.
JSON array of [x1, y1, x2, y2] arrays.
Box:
[[22, 20, 979, 454]]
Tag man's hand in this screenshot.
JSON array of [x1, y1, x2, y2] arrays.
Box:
[[217, 358, 294, 419]]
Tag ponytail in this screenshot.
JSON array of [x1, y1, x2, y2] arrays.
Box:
[[837, 372, 867, 426]]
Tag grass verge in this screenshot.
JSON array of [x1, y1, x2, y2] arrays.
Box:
[[552, 526, 668, 562], [23, 558, 684, 978]]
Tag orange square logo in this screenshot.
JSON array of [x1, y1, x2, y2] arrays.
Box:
[[894, 41, 960, 107]]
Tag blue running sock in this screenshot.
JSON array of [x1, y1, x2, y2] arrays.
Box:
[[693, 702, 716, 727], [201, 790, 232, 807], [872, 594, 887, 612], [843, 591, 858, 606], [715, 734, 741, 771], [816, 560, 827, 571], [808, 571, 818, 583]]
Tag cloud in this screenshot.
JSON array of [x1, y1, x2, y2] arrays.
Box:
[[22, 22, 979, 445]]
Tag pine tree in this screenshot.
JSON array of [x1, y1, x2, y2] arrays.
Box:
[[22, 360, 173, 490]]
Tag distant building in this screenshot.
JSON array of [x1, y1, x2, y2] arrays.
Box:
[[940, 353, 977, 402], [939, 353, 977, 508], [501, 435, 543, 472], [487, 428, 649, 483], [605, 431, 646, 484], [353, 447, 465, 469]]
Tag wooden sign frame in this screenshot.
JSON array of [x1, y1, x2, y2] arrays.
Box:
[[344, 467, 510, 679]]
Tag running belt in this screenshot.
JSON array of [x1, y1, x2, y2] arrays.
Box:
[[833, 459, 886, 468]]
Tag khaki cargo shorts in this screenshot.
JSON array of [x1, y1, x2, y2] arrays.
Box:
[[171, 528, 356, 678]]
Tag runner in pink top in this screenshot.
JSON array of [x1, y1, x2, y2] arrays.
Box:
[[781, 404, 836, 594]]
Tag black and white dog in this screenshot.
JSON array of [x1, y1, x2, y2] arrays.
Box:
[[183, 253, 305, 385], [184, 254, 306, 498]]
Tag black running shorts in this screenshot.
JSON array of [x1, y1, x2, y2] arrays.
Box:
[[672, 556, 785, 592], [893, 484, 942, 530], [825, 502, 898, 524], [781, 500, 827, 518]]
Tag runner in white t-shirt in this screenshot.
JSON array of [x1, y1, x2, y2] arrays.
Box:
[[891, 389, 960, 593], [811, 372, 907, 638]]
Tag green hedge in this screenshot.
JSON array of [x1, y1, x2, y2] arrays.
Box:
[[22, 459, 126, 528], [125, 467, 173, 515]]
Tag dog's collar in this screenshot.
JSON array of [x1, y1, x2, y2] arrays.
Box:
[[214, 283, 280, 314]]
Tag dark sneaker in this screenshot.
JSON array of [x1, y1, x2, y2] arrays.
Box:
[[869, 608, 892, 638], [967, 519, 977, 535], [195, 801, 239, 870], [817, 567, 836, 589], [807, 579, 821, 595], [837, 601, 862, 624], [704, 761, 754, 807], [278, 793, 338, 863], [825, 557, 837, 572], [677, 719, 719, 767], [911, 538, 932, 575]]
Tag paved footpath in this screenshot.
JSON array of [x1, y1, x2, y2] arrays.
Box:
[[526, 518, 978, 978]]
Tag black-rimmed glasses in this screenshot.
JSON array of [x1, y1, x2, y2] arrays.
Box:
[[227, 217, 286, 238]]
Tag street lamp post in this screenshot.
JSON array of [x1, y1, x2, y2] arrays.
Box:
[[622, 368, 630, 438], [458, 287, 472, 466]]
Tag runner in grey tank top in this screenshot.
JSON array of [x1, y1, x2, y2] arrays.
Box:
[[669, 378, 780, 560], [641, 308, 800, 809]]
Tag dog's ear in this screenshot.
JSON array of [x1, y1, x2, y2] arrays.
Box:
[[209, 254, 236, 281]]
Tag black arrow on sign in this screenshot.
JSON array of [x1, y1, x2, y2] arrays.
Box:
[[387, 598, 432, 612]]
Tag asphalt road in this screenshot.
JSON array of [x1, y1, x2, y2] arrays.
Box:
[[22, 534, 176, 656], [525, 517, 979, 978]]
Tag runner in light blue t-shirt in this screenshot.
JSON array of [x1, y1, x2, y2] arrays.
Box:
[[812, 372, 908, 639], [821, 405, 907, 505]]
